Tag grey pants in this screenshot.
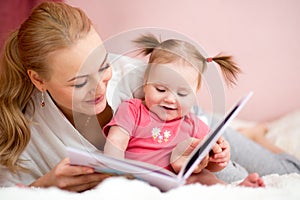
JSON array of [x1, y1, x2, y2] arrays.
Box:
[[214, 127, 300, 183]]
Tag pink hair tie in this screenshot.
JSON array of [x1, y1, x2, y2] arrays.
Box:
[[206, 57, 213, 62]]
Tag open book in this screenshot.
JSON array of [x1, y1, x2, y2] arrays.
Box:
[[67, 92, 253, 191]]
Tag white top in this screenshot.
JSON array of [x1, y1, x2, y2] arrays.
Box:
[[0, 54, 146, 186]]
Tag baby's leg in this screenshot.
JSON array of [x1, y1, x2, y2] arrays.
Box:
[[214, 160, 249, 183], [186, 169, 226, 185], [186, 170, 265, 187], [237, 173, 265, 187]]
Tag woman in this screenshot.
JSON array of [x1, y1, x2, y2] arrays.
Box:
[[0, 1, 295, 192], [0, 1, 113, 191]]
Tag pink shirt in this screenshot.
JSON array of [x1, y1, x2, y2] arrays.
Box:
[[103, 99, 209, 170]]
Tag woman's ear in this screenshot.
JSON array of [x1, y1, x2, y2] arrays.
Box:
[[27, 70, 46, 92]]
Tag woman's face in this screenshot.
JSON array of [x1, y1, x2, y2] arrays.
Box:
[[44, 28, 112, 118], [143, 61, 199, 121]]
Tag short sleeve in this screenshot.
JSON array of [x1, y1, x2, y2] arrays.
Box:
[[103, 99, 142, 137]]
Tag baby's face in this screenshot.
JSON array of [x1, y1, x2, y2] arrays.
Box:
[[143, 61, 200, 121]]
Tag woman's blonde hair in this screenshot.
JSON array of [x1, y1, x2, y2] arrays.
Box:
[[133, 34, 241, 89], [0, 1, 92, 172]]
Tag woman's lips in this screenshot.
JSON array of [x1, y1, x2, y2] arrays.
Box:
[[86, 95, 104, 105]]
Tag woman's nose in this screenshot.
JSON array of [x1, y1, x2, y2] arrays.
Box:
[[94, 77, 107, 94], [94, 67, 112, 92], [100, 66, 112, 83]]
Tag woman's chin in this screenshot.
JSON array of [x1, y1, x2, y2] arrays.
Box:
[[76, 103, 106, 116], [94, 102, 107, 114]]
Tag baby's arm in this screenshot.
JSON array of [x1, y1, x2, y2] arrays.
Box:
[[104, 126, 130, 159], [205, 136, 230, 172]]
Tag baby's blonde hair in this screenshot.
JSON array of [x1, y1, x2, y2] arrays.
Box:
[[0, 1, 92, 172], [133, 33, 241, 89]]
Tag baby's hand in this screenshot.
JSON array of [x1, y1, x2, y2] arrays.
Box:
[[171, 137, 207, 173], [207, 136, 230, 171], [170, 137, 209, 173], [192, 154, 209, 173]]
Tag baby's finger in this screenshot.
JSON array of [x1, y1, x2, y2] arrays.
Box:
[[193, 166, 203, 173], [215, 161, 228, 167], [211, 144, 222, 154], [219, 140, 229, 149], [210, 156, 227, 163], [217, 136, 224, 144]]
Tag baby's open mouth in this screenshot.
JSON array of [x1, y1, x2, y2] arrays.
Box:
[[161, 106, 176, 110]]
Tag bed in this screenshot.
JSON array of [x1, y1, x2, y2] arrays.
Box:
[[1, 109, 300, 200]]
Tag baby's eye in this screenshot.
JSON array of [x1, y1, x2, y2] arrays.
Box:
[[156, 87, 166, 93], [177, 91, 188, 97]]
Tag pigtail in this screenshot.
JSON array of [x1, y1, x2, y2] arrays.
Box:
[[132, 33, 161, 56], [0, 30, 34, 172], [133, 33, 241, 87], [210, 54, 241, 86]]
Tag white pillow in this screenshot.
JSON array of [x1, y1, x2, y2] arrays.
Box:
[[107, 53, 146, 112], [230, 110, 300, 160], [266, 109, 300, 160]]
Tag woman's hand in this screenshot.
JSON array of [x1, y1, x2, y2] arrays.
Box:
[[170, 137, 208, 173], [30, 158, 111, 192], [206, 136, 230, 172]]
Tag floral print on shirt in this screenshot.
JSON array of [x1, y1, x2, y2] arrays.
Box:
[[151, 127, 172, 143]]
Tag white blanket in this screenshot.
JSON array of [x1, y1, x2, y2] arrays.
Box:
[[1, 173, 300, 200]]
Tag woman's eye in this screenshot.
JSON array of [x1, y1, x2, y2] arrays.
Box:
[[74, 80, 87, 88], [99, 63, 110, 72]]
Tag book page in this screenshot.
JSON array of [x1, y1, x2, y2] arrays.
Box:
[[67, 147, 184, 191]]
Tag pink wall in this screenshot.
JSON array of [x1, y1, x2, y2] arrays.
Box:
[[0, 0, 63, 50], [67, 0, 300, 121]]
